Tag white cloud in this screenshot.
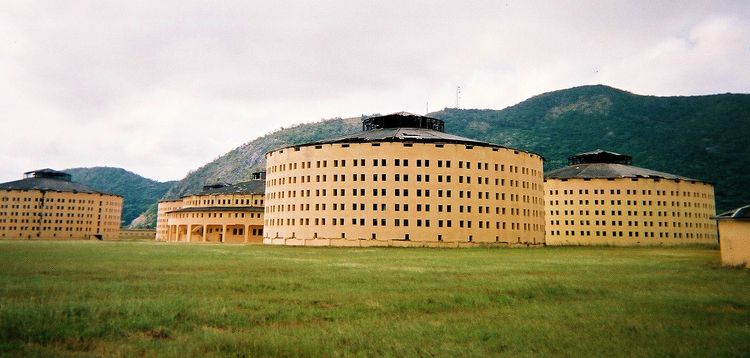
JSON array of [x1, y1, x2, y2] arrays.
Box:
[[0, 0, 747, 182], [597, 16, 750, 95]]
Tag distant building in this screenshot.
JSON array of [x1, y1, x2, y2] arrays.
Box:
[[156, 172, 265, 243], [716, 205, 750, 268], [544, 150, 716, 246], [0, 169, 122, 240], [263, 112, 545, 247], [155, 199, 182, 241]]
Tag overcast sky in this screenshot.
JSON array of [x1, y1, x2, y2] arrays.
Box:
[[1, 1, 748, 182]]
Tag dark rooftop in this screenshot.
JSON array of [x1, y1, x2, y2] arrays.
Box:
[[277, 112, 540, 157], [0, 169, 117, 196], [716, 205, 750, 220], [568, 150, 632, 165], [250, 171, 266, 180], [189, 179, 265, 196], [362, 112, 445, 132], [317, 126, 490, 146], [167, 206, 264, 214], [546, 150, 700, 182], [24, 168, 73, 181], [201, 182, 231, 192]]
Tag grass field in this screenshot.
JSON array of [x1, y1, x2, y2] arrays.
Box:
[[0, 241, 748, 357]]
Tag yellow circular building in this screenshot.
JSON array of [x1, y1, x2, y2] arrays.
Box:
[[157, 172, 266, 243], [263, 112, 545, 247], [0, 169, 122, 240], [544, 150, 716, 246]]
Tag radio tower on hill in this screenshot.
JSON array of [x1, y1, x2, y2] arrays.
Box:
[[455, 86, 462, 109]]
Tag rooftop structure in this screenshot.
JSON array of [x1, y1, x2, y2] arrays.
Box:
[[362, 112, 445, 132], [568, 150, 632, 165], [195, 178, 265, 196], [547, 150, 697, 181], [305, 112, 540, 156], [716, 205, 750, 220]]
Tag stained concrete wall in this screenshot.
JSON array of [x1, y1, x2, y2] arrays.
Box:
[[544, 178, 716, 246], [0, 189, 122, 240], [719, 220, 750, 268], [264, 141, 545, 246]]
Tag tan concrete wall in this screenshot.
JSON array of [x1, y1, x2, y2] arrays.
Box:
[[181, 194, 264, 208], [165, 209, 264, 243], [718, 220, 750, 268], [264, 141, 545, 246], [0, 189, 122, 240], [544, 178, 716, 246], [156, 200, 182, 241], [119, 229, 156, 239], [157, 193, 265, 244]]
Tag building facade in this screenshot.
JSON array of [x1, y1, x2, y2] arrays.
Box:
[[716, 205, 750, 268], [157, 173, 265, 243], [155, 199, 182, 241], [0, 169, 122, 240], [544, 150, 717, 246], [264, 112, 545, 247]]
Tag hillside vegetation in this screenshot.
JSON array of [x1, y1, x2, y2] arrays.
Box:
[[64, 167, 175, 227], [133, 85, 749, 227], [435, 85, 750, 212]]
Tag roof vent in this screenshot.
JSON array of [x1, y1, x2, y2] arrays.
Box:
[[568, 150, 632, 165], [202, 182, 230, 191], [362, 112, 445, 132], [24, 169, 72, 182]]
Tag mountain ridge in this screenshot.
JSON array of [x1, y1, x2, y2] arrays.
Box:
[[128, 84, 749, 228], [63, 167, 175, 227]]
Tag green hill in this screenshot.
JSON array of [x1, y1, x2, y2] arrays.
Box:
[[435, 85, 750, 212], [63, 167, 175, 227], [138, 84, 749, 227]]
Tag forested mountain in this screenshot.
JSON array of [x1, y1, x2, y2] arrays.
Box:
[[435, 85, 750, 213], [131, 85, 749, 227], [63, 167, 175, 227]]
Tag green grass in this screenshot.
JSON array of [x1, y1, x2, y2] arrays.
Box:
[[0, 241, 747, 357]]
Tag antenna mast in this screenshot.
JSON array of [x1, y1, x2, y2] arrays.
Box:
[[455, 86, 462, 109]]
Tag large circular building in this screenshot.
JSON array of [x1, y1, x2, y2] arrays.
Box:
[[544, 150, 716, 246], [263, 112, 545, 247], [0, 169, 122, 240]]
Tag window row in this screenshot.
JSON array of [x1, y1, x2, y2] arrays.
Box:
[[184, 198, 264, 207], [547, 199, 712, 208], [548, 230, 714, 239], [268, 188, 541, 204], [170, 212, 262, 219], [548, 188, 713, 199], [270, 158, 538, 176], [0, 197, 112, 204], [265, 218, 542, 231], [268, 174, 541, 191], [547, 209, 715, 220]]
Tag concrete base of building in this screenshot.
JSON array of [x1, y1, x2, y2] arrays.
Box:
[[263, 236, 545, 248], [546, 238, 718, 246], [1, 234, 119, 241]]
